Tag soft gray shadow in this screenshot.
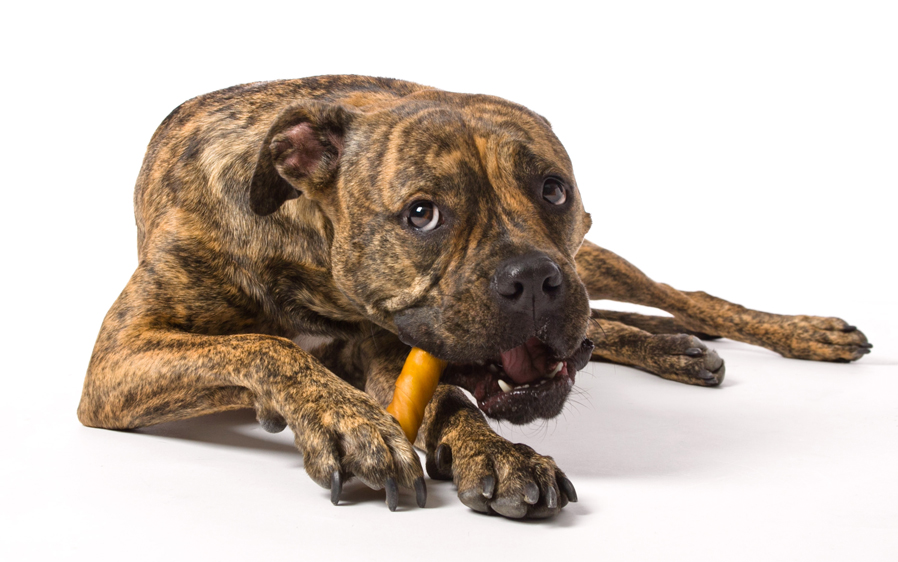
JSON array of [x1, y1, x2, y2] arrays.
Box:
[[539, 359, 862, 481], [133, 409, 297, 456]]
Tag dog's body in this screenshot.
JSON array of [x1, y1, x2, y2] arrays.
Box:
[[78, 76, 870, 518]]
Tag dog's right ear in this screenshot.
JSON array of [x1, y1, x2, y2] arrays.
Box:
[[249, 102, 356, 216]]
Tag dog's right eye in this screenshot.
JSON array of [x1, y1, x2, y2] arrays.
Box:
[[406, 200, 442, 232]]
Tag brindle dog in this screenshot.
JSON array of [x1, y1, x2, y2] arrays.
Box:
[[78, 75, 871, 519]]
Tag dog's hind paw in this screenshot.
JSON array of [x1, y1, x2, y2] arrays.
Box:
[[642, 334, 726, 386], [758, 315, 872, 362], [427, 439, 576, 519]]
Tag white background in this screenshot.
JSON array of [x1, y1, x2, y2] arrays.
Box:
[[2, 1, 896, 561]]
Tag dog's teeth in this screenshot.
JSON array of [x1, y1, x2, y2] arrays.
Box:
[[520, 384, 530, 389], [489, 364, 498, 373], [498, 379, 513, 393], [475, 360, 485, 366], [547, 362, 563, 378]]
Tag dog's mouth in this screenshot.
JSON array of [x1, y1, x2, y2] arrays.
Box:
[[441, 337, 594, 424]]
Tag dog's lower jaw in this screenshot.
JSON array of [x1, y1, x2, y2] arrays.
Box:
[[441, 337, 594, 424]]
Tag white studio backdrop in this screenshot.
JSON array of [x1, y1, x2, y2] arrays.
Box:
[[1, 1, 896, 561]]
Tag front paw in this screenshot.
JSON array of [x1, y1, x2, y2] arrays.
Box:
[[427, 439, 577, 519], [274, 387, 425, 511]]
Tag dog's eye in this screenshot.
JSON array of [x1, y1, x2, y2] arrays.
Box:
[[542, 178, 567, 205], [407, 200, 441, 232]]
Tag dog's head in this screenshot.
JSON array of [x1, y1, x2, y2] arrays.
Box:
[[249, 87, 593, 424]]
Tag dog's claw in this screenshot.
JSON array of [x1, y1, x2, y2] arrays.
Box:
[[685, 347, 704, 357], [523, 482, 539, 504], [385, 477, 399, 511], [546, 485, 558, 509], [436, 443, 452, 472], [426, 442, 453, 481], [330, 470, 342, 506], [481, 475, 495, 498], [414, 476, 427, 508], [558, 476, 577, 503]]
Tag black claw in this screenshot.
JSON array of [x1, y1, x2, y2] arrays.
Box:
[[685, 347, 704, 357], [546, 485, 558, 509], [843, 325, 858, 332], [859, 348, 871, 355], [558, 476, 578, 503], [414, 477, 427, 508], [481, 475, 495, 498], [697, 369, 716, 380], [436, 443, 452, 473], [330, 470, 342, 506], [861, 343, 873, 349], [523, 482, 540, 504], [385, 477, 399, 512], [426, 443, 453, 481]]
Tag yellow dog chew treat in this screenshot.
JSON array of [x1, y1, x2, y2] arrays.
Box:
[[386, 347, 448, 443]]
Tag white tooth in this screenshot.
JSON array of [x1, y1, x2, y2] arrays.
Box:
[[475, 360, 484, 366], [498, 379, 513, 393], [521, 384, 530, 389], [547, 362, 563, 378], [489, 364, 499, 373]]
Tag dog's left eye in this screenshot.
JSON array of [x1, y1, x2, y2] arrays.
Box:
[[407, 200, 442, 232], [542, 178, 567, 205]]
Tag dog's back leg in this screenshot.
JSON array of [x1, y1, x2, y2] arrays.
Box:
[[576, 240, 870, 362], [78, 273, 424, 505]]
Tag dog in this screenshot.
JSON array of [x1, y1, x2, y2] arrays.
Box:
[[78, 75, 871, 519]]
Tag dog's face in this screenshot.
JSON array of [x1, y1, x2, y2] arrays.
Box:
[[250, 89, 594, 424]]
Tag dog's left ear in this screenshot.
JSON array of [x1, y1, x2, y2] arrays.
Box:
[[249, 102, 356, 216]]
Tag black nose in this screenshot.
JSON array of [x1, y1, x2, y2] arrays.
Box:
[[491, 252, 564, 316]]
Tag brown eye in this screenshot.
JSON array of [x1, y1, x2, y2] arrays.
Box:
[[407, 200, 441, 231], [542, 178, 567, 205]]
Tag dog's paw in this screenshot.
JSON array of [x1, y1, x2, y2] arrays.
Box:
[[758, 315, 872, 362], [276, 387, 425, 511], [427, 439, 576, 519], [642, 334, 725, 386]]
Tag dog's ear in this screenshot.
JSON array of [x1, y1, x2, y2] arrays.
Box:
[[249, 102, 356, 216]]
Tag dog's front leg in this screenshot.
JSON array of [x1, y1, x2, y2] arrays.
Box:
[[351, 335, 578, 519], [78, 300, 424, 510]]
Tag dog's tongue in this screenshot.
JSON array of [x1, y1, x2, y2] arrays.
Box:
[[500, 337, 552, 384]]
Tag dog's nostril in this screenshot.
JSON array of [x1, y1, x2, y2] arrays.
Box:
[[496, 281, 524, 299], [492, 252, 564, 308]]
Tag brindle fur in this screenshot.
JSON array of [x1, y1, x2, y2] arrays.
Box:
[[78, 76, 870, 519]]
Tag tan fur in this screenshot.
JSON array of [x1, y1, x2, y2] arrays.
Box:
[[79, 76, 869, 519]]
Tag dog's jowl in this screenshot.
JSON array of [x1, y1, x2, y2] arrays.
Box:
[[78, 76, 871, 519]]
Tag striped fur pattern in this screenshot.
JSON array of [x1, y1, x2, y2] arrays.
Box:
[[78, 76, 870, 518]]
